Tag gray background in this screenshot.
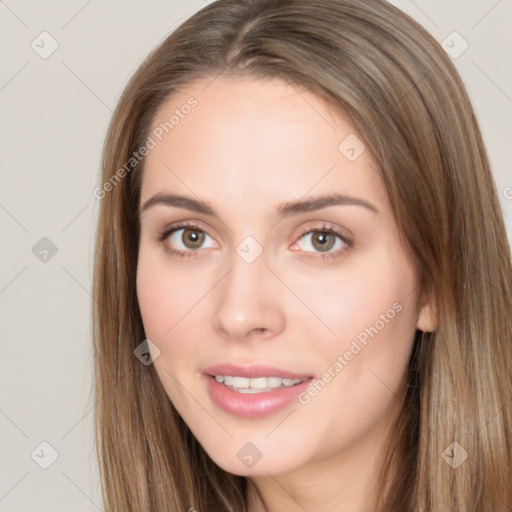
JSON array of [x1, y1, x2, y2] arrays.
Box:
[[0, 1, 510, 510]]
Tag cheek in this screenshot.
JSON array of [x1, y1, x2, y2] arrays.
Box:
[[135, 249, 220, 407], [136, 248, 208, 340], [136, 253, 202, 406], [334, 277, 416, 352], [301, 250, 419, 395], [339, 288, 417, 393], [136, 261, 172, 340], [292, 269, 418, 459], [290, 253, 417, 350]]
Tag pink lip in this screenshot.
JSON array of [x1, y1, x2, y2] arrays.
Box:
[[202, 363, 314, 418], [202, 363, 311, 380]]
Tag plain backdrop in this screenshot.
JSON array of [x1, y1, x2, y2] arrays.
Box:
[[0, 1, 511, 510]]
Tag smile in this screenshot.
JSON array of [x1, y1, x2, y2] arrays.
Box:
[[213, 375, 309, 394]]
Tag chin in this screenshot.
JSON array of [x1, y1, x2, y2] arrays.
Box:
[[199, 438, 308, 477]]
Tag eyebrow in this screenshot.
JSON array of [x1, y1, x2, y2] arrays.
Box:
[[140, 192, 379, 218]]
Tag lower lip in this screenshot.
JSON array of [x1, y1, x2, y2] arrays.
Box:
[[203, 375, 314, 418]]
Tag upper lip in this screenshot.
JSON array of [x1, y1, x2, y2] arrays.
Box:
[[203, 363, 312, 380]]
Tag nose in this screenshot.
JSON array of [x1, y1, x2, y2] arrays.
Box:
[[211, 251, 286, 343]]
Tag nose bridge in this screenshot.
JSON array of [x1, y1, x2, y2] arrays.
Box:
[[211, 244, 285, 341]]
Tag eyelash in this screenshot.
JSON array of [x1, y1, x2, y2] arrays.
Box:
[[154, 221, 353, 262]]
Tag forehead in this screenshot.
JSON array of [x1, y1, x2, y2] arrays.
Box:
[[149, 75, 352, 152], [140, 75, 388, 216]]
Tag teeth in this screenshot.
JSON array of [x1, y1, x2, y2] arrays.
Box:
[[213, 375, 307, 393], [232, 376, 249, 388], [267, 377, 283, 387]]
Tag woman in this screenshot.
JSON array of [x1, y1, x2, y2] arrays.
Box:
[[92, 0, 512, 510]]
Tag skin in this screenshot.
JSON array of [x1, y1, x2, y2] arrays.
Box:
[[136, 75, 437, 512]]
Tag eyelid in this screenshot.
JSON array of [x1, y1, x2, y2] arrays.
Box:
[[292, 220, 353, 242], [156, 219, 217, 242]]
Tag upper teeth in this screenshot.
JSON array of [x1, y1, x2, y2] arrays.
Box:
[[214, 375, 307, 392]]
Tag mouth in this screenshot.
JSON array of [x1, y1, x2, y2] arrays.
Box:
[[202, 363, 314, 418]]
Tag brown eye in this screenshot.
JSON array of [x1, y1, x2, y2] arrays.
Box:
[[297, 230, 344, 253], [311, 232, 336, 252], [164, 226, 216, 253], [181, 228, 205, 249]]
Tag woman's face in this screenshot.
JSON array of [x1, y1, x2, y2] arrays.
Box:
[[136, 76, 434, 479]]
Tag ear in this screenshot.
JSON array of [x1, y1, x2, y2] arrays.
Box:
[[416, 291, 438, 332]]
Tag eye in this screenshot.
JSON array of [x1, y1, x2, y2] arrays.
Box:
[[156, 223, 217, 258], [291, 224, 352, 261]]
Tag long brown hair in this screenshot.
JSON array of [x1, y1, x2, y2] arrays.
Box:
[[92, 0, 512, 510]]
